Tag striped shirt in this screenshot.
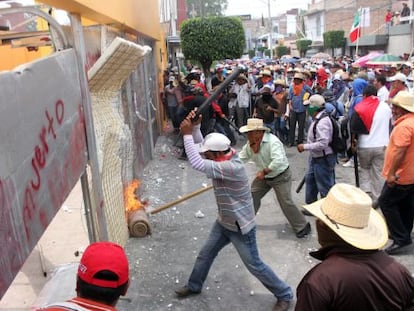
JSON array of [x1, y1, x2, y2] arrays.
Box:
[[183, 126, 255, 234]]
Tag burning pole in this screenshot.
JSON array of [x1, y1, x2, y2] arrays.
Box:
[[124, 180, 214, 237], [124, 179, 150, 238]]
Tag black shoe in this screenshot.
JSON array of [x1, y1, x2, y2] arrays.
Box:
[[174, 286, 200, 298], [301, 209, 314, 216], [296, 222, 311, 238], [384, 242, 412, 255]]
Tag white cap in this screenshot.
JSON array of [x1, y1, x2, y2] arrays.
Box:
[[198, 133, 231, 153], [388, 72, 407, 82], [304, 94, 325, 108]]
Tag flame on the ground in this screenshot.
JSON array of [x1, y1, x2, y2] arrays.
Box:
[[124, 179, 147, 213]]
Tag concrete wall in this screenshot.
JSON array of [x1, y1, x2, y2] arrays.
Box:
[[38, 0, 161, 40]]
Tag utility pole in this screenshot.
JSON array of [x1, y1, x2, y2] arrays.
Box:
[[268, 0, 273, 59]]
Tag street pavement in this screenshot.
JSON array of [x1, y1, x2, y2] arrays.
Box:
[[116, 131, 414, 311]]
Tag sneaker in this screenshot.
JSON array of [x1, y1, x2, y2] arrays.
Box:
[[296, 222, 311, 238], [174, 286, 200, 298], [342, 159, 354, 168]]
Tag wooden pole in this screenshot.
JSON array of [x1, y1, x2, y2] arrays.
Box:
[[149, 185, 213, 215]]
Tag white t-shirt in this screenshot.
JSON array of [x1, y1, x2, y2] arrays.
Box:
[[377, 85, 389, 103], [358, 101, 392, 148]]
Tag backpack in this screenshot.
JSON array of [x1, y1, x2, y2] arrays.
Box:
[[313, 112, 348, 154]]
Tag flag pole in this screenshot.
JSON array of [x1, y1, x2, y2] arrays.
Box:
[[355, 7, 361, 58], [355, 25, 360, 57]]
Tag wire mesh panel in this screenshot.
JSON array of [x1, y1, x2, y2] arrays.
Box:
[[87, 37, 152, 244]]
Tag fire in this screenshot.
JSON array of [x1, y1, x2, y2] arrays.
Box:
[[124, 179, 147, 213]]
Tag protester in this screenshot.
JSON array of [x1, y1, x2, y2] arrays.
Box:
[[239, 118, 311, 238], [388, 72, 408, 99], [253, 85, 279, 133], [400, 2, 411, 24], [175, 112, 293, 311], [378, 91, 414, 255], [39, 242, 130, 311], [350, 85, 392, 209], [164, 76, 183, 131], [287, 73, 313, 147], [273, 78, 289, 144], [229, 73, 250, 128], [342, 76, 368, 168], [373, 74, 390, 103], [295, 183, 414, 311], [385, 8, 394, 31], [297, 94, 336, 205]]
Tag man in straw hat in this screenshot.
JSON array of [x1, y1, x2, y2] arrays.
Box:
[[296, 183, 414, 310], [239, 118, 311, 238], [378, 91, 414, 255], [175, 111, 293, 311], [286, 72, 313, 147]]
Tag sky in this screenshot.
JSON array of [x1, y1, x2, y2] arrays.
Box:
[[225, 0, 312, 18]]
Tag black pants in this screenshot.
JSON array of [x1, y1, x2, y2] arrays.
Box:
[[288, 111, 306, 145], [379, 183, 414, 245]]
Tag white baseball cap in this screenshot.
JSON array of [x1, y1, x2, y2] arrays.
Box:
[[198, 133, 231, 153], [388, 72, 407, 82]]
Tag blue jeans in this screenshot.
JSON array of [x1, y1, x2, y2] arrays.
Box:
[[379, 183, 414, 245], [305, 154, 336, 204], [187, 221, 293, 301]]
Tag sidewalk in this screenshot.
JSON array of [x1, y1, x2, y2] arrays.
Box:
[[1, 131, 413, 310]]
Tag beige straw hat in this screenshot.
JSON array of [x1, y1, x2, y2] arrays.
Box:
[[390, 91, 414, 113], [303, 183, 388, 250], [239, 118, 271, 133]]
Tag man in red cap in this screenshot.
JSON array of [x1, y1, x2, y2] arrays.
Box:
[[38, 242, 129, 311]]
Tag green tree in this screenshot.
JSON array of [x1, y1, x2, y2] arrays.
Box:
[[187, 0, 228, 17], [276, 45, 289, 58], [323, 30, 345, 56], [180, 17, 245, 74], [296, 39, 312, 57]]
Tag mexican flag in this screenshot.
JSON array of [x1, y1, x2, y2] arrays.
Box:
[[349, 9, 361, 43]]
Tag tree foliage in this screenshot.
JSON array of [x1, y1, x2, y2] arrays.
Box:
[[296, 39, 312, 57], [323, 30, 345, 55], [186, 0, 228, 17], [180, 17, 245, 74], [276, 45, 289, 58]]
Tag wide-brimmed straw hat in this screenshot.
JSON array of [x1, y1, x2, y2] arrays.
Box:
[[274, 78, 288, 87], [303, 183, 388, 250], [239, 118, 270, 133], [293, 72, 305, 80], [390, 91, 414, 113]]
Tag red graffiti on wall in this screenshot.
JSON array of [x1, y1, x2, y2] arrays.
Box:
[[48, 104, 86, 209], [22, 99, 65, 244]]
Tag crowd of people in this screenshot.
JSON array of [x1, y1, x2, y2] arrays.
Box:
[[36, 52, 414, 310], [161, 53, 414, 310]]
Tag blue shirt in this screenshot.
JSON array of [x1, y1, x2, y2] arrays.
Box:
[[287, 84, 313, 113]]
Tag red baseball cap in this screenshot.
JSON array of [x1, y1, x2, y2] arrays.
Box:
[[77, 242, 129, 288]]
